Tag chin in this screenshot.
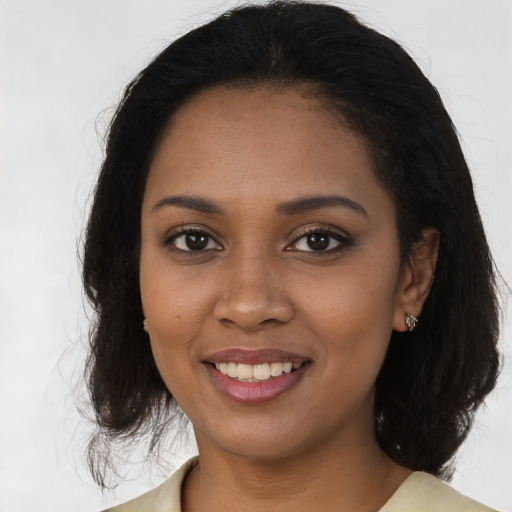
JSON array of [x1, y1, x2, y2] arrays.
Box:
[[193, 411, 339, 463]]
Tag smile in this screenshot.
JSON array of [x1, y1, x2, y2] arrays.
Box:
[[213, 362, 303, 381], [203, 349, 311, 404]]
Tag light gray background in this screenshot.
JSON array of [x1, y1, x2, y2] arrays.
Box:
[[0, 1, 511, 511]]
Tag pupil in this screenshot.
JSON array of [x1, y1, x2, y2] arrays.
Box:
[[307, 233, 329, 251], [186, 234, 208, 250]]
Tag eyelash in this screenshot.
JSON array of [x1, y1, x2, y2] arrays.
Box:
[[287, 226, 353, 254], [162, 225, 353, 255], [162, 227, 222, 254]]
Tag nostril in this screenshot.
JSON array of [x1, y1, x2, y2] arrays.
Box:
[[213, 292, 295, 331]]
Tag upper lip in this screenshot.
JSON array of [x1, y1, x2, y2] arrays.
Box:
[[203, 348, 310, 365]]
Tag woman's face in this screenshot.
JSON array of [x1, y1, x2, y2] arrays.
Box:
[[140, 86, 411, 460]]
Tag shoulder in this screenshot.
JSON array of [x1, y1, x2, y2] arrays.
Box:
[[104, 457, 198, 512], [380, 472, 496, 512]]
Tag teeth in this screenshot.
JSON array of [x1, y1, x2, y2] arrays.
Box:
[[238, 364, 253, 380], [213, 361, 304, 381], [253, 364, 270, 381], [227, 362, 237, 378], [269, 362, 283, 376]]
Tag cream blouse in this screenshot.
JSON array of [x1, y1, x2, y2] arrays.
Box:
[[106, 457, 495, 512]]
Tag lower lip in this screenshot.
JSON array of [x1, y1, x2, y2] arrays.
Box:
[[205, 364, 310, 404]]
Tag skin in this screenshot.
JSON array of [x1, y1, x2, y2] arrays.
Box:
[[140, 86, 438, 512]]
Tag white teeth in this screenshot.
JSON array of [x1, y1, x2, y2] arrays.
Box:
[[253, 363, 271, 381], [213, 361, 304, 381], [237, 364, 253, 380], [227, 362, 237, 378], [270, 362, 283, 376]]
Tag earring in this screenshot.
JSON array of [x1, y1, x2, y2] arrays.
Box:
[[143, 319, 148, 332], [404, 312, 418, 332]]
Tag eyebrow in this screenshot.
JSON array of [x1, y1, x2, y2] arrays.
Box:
[[152, 195, 225, 215], [152, 193, 367, 217], [276, 195, 368, 217]]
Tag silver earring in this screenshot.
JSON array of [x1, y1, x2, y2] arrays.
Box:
[[143, 319, 148, 332], [404, 313, 418, 331]]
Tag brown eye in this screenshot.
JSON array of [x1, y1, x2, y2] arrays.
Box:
[[166, 229, 222, 252], [184, 233, 209, 250], [288, 227, 351, 254], [306, 233, 330, 251]]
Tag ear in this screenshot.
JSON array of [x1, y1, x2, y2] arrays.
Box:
[[141, 303, 149, 332], [393, 227, 440, 332]]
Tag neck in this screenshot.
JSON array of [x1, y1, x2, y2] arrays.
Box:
[[182, 425, 412, 512]]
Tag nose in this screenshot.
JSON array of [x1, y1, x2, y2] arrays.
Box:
[[213, 252, 294, 332]]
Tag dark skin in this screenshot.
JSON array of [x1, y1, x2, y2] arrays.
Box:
[[140, 86, 439, 511]]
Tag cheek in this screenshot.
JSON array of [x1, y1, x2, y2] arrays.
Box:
[[299, 258, 398, 332], [141, 247, 215, 329], [296, 255, 399, 378], [140, 256, 212, 390]]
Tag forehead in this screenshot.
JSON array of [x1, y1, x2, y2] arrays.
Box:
[[145, 86, 391, 217]]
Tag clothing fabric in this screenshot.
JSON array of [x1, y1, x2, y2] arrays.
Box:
[[105, 457, 198, 512], [105, 457, 495, 512]]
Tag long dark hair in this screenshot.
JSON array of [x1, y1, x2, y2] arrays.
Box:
[[83, 1, 500, 486]]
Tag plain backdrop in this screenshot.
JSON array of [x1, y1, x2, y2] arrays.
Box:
[[0, 1, 511, 511]]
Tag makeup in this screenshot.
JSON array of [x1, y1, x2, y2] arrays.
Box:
[[204, 348, 311, 404]]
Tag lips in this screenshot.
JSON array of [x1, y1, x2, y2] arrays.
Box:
[[203, 348, 311, 404]]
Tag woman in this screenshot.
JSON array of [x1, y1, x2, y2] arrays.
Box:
[[83, 2, 501, 510]]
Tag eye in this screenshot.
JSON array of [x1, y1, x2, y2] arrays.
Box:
[[288, 227, 350, 253], [164, 228, 222, 252]]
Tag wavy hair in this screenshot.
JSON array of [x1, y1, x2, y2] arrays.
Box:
[[82, 1, 500, 486]]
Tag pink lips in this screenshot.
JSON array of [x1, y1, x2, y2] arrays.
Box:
[[204, 348, 310, 404]]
